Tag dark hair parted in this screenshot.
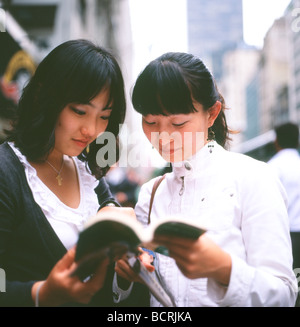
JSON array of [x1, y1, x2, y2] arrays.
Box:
[[132, 52, 231, 147], [275, 122, 299, 149], [8, 39, 126, 178]]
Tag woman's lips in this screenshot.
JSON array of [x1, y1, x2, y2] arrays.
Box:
[[160, 147, 181, 156], [73, 139, 89, 148]]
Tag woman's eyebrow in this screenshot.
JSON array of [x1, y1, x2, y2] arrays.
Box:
[[83, 101, 113, 111]]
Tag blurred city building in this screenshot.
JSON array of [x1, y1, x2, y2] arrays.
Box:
[[0, 0, 129, 57], [227, 14, 290, 154], [219, 44, 260, 145], [290, 0, 300, 123], [259, 16, 290, 134], [232, 1, 295, 161], [187, 0, 244, 81]]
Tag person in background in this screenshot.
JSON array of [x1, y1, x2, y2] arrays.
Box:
[[0, 39, 133, 306], [268, 122, 300, 305], [106, 166, 140, 208], [113, 52, 297, 307]]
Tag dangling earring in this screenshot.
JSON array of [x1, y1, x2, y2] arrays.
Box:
[[86, 144, 90, 154], [207, 127, 215, 153]]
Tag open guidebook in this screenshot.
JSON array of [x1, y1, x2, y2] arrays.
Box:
[[71, 210, 206, 306]]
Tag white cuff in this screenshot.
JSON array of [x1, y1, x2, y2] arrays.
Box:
[[206, 254, 255, 307], [112, 272, 134, 303]]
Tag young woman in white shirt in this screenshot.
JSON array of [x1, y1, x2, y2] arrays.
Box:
[[114, 52, 298, 307]]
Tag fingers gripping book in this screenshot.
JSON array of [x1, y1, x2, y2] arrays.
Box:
[[71, 210, 206, 306]]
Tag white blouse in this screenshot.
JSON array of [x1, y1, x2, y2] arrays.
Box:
[[8, 142, 100, 250], [268, 149, 300, 232], [132, 142, 297, 307]]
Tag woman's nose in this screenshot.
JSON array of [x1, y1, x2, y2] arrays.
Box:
[[159, 131, 177, 143], [159, 134, 175, 147], [81, 123, 96, 138]]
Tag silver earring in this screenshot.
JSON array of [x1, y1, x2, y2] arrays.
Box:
[[207, 128, 215, 153]]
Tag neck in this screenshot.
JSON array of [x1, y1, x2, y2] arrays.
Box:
[[46, 149, 64, 167]]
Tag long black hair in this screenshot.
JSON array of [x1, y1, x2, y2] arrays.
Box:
[[132, 52, 231, 147], [7, 39, 126, 178]]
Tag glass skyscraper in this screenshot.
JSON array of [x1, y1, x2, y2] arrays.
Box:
[[187, 0, 244, 80]]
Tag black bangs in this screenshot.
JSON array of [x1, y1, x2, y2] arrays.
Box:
[[132, 60, 196, 116], [62, 49, 113, 106]]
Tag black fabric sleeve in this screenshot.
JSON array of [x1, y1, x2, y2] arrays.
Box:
[[94, 177, 120, 209], [0, 156, 35, 306]]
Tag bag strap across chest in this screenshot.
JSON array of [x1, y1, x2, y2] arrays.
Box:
[[148, 174, 166, 224]]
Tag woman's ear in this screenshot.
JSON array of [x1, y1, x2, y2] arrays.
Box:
[[208, 101, 222, 126]]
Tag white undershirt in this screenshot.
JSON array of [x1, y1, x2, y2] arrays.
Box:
[[9, 142, 100, 250]]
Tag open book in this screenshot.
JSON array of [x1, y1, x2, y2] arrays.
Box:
[[71, 210, 206, 306]]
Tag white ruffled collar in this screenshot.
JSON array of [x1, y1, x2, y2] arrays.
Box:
[[8, 142, 99, 227]]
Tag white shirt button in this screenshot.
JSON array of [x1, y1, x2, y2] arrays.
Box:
[[184, 162, 192, 170]]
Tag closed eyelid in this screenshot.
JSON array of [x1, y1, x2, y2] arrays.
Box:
[[100, 113, 111, 119], [70, 106, 85, 114], [172, 121, 188, 126], [143, 117, 156, 124]]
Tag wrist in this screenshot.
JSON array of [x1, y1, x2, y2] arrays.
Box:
[[213, 251, 232, 286], [32, 280, 66, 307], [32, 281, 45, 307]]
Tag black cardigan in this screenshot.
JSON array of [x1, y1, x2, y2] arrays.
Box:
[[0, 142, 117, 306]]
